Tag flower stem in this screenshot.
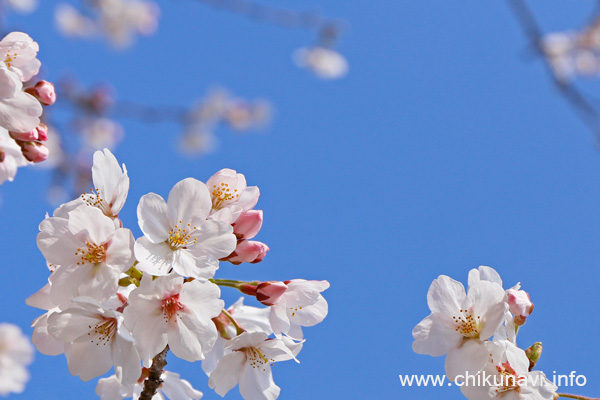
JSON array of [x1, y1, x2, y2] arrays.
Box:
[[558, 394, 600, 400], [222, 309, 245, 335], [139, 345, 169, 400]]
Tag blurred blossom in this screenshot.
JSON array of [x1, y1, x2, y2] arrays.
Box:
[[55, 0, 160, 48], [78, 117, 124, 150], [0, 323, 34, 396], [293, 46, 349, 79], [2, 0, 37, 13]]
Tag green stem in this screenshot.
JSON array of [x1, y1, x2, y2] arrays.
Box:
[[210, 279, 260, 289], [222, 309, 245, 335], [558, 394, 600, 400]]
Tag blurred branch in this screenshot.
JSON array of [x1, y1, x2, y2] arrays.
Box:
[[505, 0, 600, 140]]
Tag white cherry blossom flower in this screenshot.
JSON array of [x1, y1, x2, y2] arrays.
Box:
[[208, 331, 301, 400], [47, 297, 141, 383], [268, 279, 330, 339], [0, 32, 41, 82], [134, 177, 236, 279], [37, 204, 135, 306], [206, 168, 259, 224], [123, 275, 224, 364], [0, 127, 28, 184], [412, 275, 507, 357], [96, 370, 203, 400], [0, 323, 34, 396], [451, 340, 557, 400]]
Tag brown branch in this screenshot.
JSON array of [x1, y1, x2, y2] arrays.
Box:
[[139, 345, 169, 400]]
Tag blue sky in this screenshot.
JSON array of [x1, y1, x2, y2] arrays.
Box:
[[1, 0, 600, 399]]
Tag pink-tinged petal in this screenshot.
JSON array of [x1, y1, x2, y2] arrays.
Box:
[[283, 280, 329, 307], [236, 186, 260, 212], [25, 283, 54, 310], [0, 67, 20, 98], [77, 264, 120, 302], [134, 237, 175, 276], [269, 305, 291, 338], [161, 371, 203, 400], [111, 335, 141, 385], [67, 340, 113, 381], [239, 361, 279, 400], [288, 295, 328, 328], [479, 301, 509, 340], [412, 313, 464, 356], [48, 264, 85, 306], [137, 193, 170, 243], [52, 198, 85, 218], [128, 313, 167, 367], [168, 314, 217, 362], [180, 280, 223, 321], [31, 314, 66, 356], [504, 342, 530, 375], [444, 340, 489, 381], [167, 178, 212, 225], [47, 307, 101, 342], [0, 90, 41, 133], [105, 228, 135, 272], [67, 206, 115, 244], [208, 352, 246, 396], [92, 149, 129, 215], [467, 265, 503, 288], [426, 275, 465, 314]]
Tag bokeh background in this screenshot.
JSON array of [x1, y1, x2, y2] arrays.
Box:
[[1, 0, 600, 399]]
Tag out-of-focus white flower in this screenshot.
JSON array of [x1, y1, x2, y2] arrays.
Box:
[[0, 323, 34, 396], [208, 331, 301, 400], [123, 275, 224, 365], [0, 127, 28, 184], [134, 178, 236, 279], [3, 0, 37, 13], [47, 297, 141, 383], [293, 46, 348, 79], [55, 4, 97, 38], [96, 370, 203, 400], [79, 117, 124, 150]]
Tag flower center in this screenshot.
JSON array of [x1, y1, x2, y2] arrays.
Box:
[[211, 182, 239, 209], [243, 347, 274, 372], [75, 241, 107, 265], [168, 221, 197, 249], [82, 188, 114, 217], [161, 294, 184, 321], [4, 52, 16, 68], [494, 362, 521, 394], [88, 318, 117, 346], [452, 309, 481, 338]]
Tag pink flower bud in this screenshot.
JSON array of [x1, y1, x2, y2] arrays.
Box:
[[36, 123, 48, 141], [10, 128, 38, 141], [223, 240, 270, 265], [232, 210, 263, 239], [21, 142, 49, 163], [256, 281, 287, 306], [507, 288, 534, 326], [25, 81, 56, 106]]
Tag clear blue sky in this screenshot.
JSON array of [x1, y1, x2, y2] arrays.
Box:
[[1, 0, 600, 399]]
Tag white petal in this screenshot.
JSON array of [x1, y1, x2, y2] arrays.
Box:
[[137, 193, 170, 243], [167, 178, 212, 225], [426, 275, 465, 314], [208, 352, 245, 396], [134, 237, 175, 276], [0, 90, 41, 132]]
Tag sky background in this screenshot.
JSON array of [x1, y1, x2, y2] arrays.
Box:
[[1, 0, 600, 399]]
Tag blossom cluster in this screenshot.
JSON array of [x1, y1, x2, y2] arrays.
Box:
[[0, 31, 56, 184], [412, 266, 557, 400], [0, 323, 34, 396], [27, 148, 329, 399]]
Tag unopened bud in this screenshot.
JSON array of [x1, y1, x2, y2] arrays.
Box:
[[507, 288, 534, 326], [525, 342, 543, 371], [25, 80, 56, 106], [20, 141, 49, 163], [232, 210, 263, 240], [256, 281, 287, 306], [0, 150, 4, 163], [223, 240, 270, 265], [36, 123, 48, 141], [10, 128, 38, 141]]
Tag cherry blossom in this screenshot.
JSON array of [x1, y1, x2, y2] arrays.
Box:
[[0, 127, 29, 184], [208, 331, 302, 400], [134, 177, 236, 279], [0, 323, 34, 396], [267, 279, 330, 339], [96, 370, 203, 400], [47, 297, 141, 383], [83, 148, 129, 219], [123, 275, 224, 364], [412, 275, 507, 357], [293, 46, 349, 79], [206, 168, 260, 224], [36, 204, 135, 306]]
